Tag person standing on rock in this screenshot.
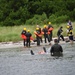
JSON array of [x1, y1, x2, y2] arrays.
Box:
[[42, 25, 50, 43], [68, 29, 74, 45], [57, 26, 64, 43], [34, 28, 42, 46], [21, 28, 27, 47], [36, 25, 43, 43], [25, 30, 32, 47], [48, 22, 54, 41]]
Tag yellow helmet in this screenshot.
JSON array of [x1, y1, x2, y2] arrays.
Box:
[[27, 30, 30, 32], [66, 26, 70, 29], [36, 28, 39, 30], [70, 30, 72, 32], [44, 25, 47, 28], [24, 28, 26, 30], [49, 22, 51, 24]]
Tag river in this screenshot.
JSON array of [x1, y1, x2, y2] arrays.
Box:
[[0, 42, 75, 75]]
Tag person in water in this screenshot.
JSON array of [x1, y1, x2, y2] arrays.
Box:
[[30, 47, 47, 55], [50, 39, 63, 56]]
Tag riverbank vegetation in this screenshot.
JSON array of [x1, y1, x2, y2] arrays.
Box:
[[0, 22, 75, 42], [0, 0, 75, 26]]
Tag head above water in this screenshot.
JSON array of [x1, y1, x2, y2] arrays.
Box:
[[54, 39, 58, 43]]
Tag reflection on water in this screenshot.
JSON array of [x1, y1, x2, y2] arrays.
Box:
[[0, 43, 75, 75]]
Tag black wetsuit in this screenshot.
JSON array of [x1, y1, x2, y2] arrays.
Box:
[[57, 27, 64, 42], [36, 30, 41, 46], [25, 32, 32, 47], [38, 27, 43, 43], [50, 43, 63, 56], [68, 30, 73, 41], [42, 28, 50, 43], [21, 30, 26, 47], [48, 25, 53, 41]]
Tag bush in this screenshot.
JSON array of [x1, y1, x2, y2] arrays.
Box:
[[13, 19, 22, 26], [25, 12, 48, 25], [49, 14, 69, 24], [3, 17, 14, 26], [49, 14, 57, 24]]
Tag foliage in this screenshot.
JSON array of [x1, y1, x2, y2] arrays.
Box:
[[0, 0, 75, 26], [49, 14, 69, 24], [26, 12, 48, 25]]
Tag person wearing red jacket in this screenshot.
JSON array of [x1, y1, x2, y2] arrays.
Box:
[[48, 22, 54, 41], [21, 28, 27, 47], [34, 28, 42, 46], [36, 25, 43, 43]]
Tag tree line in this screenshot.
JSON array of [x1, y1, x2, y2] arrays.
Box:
[[0, 0, 75, 26]]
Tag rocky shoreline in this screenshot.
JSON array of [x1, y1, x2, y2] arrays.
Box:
[[0, 37, 69, 49]]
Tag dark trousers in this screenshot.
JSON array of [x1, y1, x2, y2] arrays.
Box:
[[58, 35, 64, 42], [23, 39, 26, 46], [40, 37, 43, 43], [49, 31, 52, 41], [36, 36, 40, 46], [26, 39, 30, 47], [44, 34, 50, 43]]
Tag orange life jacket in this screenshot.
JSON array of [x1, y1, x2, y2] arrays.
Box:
[[47, 31, 50, 34], [48, 27, 54, 32], [41, 31, 44, 35], [34, 31, 42, 37], [21, 34, 34, 40], [21, 34, 27, 40]]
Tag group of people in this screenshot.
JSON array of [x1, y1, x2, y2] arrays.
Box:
[[21, 28, 33, 47], [30, 38, 63, 57], [56, 20, 74, 44], [34, 22, 53, 46], [21, 22, 54, 47], [21, 20, 74, 56], [21, 20, 74, 47]]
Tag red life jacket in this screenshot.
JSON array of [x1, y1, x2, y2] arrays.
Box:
[[47, 31, 50, 34], [34, 31, 42, 37], [48, 27, 54, 32], [21, 34, 27, 40]]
